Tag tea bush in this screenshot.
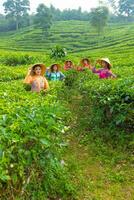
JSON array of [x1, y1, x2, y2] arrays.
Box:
[[50, 45, 67, 60], [0, 65, 28, 82], [0, 53, 38, 66], [0, 20, 134, 199], [0, 21, 134, 54], [64, 67, 134, 148], [0, 81, 76, 199]]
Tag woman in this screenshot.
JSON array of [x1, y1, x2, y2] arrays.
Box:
[[64, 60, 74, 71], [46, 64, 65, 81], [24, 63, 49, 92], [92, 58, 117, 79], [77, 58, 93, 71]]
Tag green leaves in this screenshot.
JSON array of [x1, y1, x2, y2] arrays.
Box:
[[3, 0, 30, 30], [0, 77, 74, 198], [90, 6, 109, 35], [34, 3, 53, 35], [64, 66, 134, 149], [0, 173, 10, 182], [0, 53, 37, 66], [39, 138, 51, 148], [50, 45, 67, 60]]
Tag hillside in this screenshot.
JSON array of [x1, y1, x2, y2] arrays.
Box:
[[0, 20, 134, 54], [0, 20, 134, 199]]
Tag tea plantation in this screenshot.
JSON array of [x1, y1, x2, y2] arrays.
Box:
[[0, 21, 134, 53], [0, 21, 134, 199]]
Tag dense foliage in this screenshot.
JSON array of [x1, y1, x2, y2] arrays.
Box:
[[0, 75, 76, 199], [64, 67, 134, 149], [1, 0, 134, 32], [34, 4, 53, 35], [108, 0, 134, 19], [50, 45, 67, 60], [3, 0, 30, 30], [0, 20, 134, 199], [90, 6, 109, 35]]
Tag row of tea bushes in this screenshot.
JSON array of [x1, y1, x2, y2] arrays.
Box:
[[0, 65, 28, 82], [0, 51, 46, 66], [64, 67, 134, 149], [0, 80, 76, 199]]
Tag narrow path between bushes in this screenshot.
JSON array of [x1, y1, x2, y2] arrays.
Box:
[[61, 91, 134, 200], [64, 134, 134, 200]]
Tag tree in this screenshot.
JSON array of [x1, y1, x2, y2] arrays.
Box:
[[3, 0, 30, 30], [119, 0, 134, 18], [106, 0, 119, 15], [49, 4, 90, 21], [90, 6, 109, 35], [20, 13, 30, 28], [107, 0, 134, 19], [34, 4, 53, 36], [0, 14, 16, 32], [50, 4, 61, 21]]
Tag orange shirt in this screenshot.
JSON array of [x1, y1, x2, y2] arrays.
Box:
[[24, 75, 49, 92]]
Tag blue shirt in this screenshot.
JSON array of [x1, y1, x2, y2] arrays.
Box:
[[46, 71, 65, 81]]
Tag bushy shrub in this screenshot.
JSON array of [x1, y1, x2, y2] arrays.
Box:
[[0, 65, 28, 82], [64, 68, 134, 148], [0, 53, 38, 66], [50, 45, 67, 60], [64, 69, 79, 87], [0, 81, 76, 199]]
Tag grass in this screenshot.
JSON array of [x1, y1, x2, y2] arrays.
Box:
[[63, 88, 134, 200], [64, 134, 134, 200]]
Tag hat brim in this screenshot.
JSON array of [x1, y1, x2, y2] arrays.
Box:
[[30, 63, 46, 76], [50, 64, 61, 69], [97, 59, 112, 67], [65, 61, 73, 65]]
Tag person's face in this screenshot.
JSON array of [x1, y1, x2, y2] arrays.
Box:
[[83, 60, 88, 65], [34, 66, 42, 75], [53, 65, 58, 71], [67, 62, 71, 67], [101, 61, 108, 68]]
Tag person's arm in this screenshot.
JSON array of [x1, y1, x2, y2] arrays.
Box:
[[109, 71, 117, 79], [24, 75, 32, 84], [24, 68, 32, 84], [46, 71, 52, 80], [46, 70, 49, 77], [44, 77, 49, 90], [89, 65, 94, 70], [77, 66, 83, 71], [64, 65, 67, 70], [92, 60, 102, 73], [92, 67, 102, 74]]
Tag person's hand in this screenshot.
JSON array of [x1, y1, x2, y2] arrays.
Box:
[[95, 60, 100, 64], [112, 74, 117, 79], [89, 65, 93, 70], [27, 67, 32, 75]]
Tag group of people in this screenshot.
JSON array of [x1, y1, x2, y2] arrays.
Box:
[[24, 58, 117, 93]]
